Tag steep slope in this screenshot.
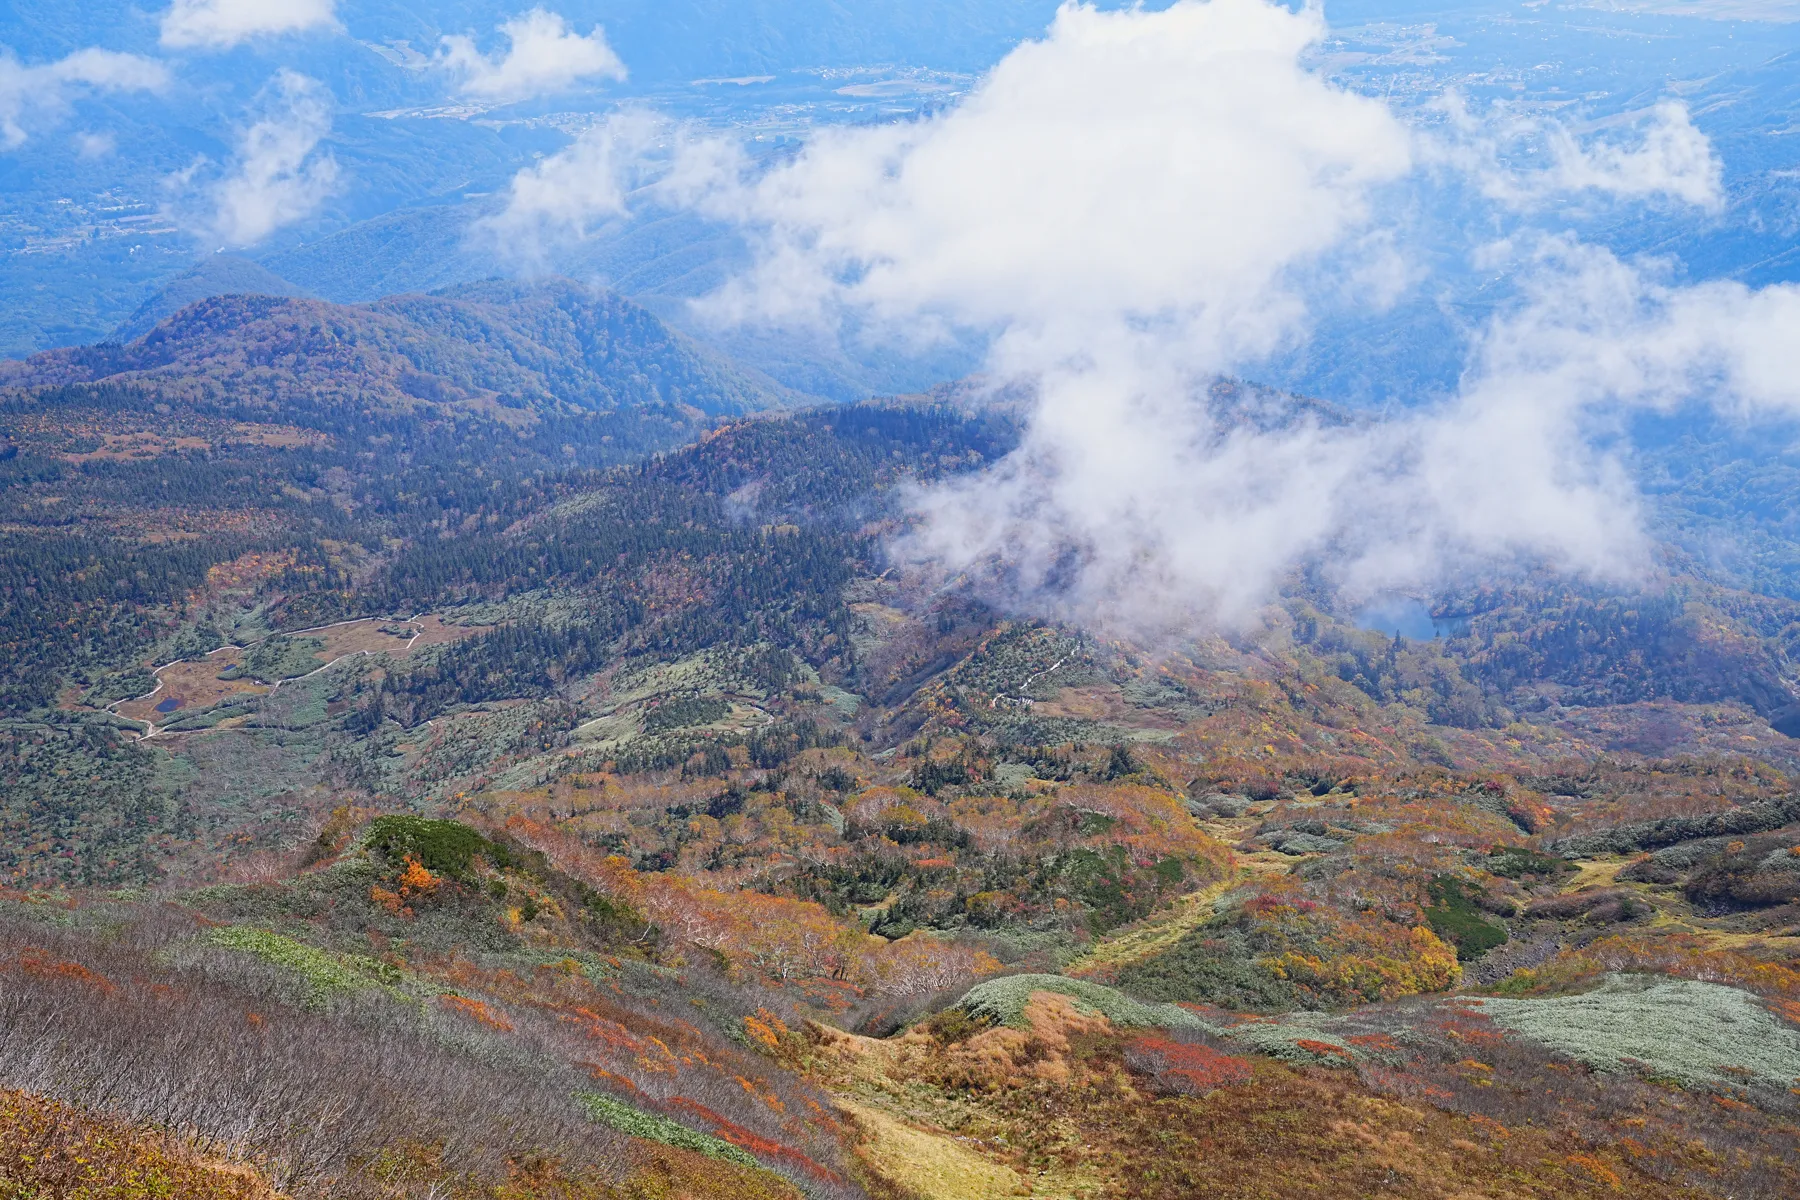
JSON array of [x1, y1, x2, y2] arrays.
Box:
[[0, 278, 791, 421]]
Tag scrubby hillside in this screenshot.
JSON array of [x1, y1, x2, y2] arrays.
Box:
[[3, 330, 1800, 1196]]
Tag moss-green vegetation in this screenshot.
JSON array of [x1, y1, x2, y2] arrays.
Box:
[[1423, 876, 1509, 961], [363, 816, 506, 879], [577, 1093, 761, 1169], [1112, 913, 1303, 1012], [1486, 846, 1575, 880], [206, 926, 401, 1004], [221, 635, 325, 683]]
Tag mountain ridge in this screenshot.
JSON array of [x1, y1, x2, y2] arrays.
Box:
[[1, 277, 795, 422]]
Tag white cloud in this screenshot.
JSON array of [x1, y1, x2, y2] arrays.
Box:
[[0, 48, 169, 150], [477, 111, 664, 262], [488, 0, 1788, 636], [74, 130, 117, 158], [160, 0, 340, 51], [187, 70, 340, 247], [900, 237, 1800, 632], [1441, 96, 1725, 211], [439, 8, 626, 103], [1351, 241, 1800, 591], [683, 0, 1411, 356], [673, 0, 1424, 629]]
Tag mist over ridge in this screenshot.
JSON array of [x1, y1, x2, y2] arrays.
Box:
[[457, 0, 1800, 635]]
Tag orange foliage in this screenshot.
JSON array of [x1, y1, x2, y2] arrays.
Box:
[[440, 994, 515, 1032], [743, 1009, 791, 1052], [398, 855, 440, 899], [1234, 877, 1462, 1007], [1293, 1039, 1354, 1062], [1125, 1035, 1254, 1095], [369, 885, 408, 917], [504, 814, 995, 993], [1567, 1153, 1624, 1190], [1262, 922, 1460, 1006], [1056, 783, 1235, 873], [17, 949, 116, 995], [1346, 1033, 1401, 1055]]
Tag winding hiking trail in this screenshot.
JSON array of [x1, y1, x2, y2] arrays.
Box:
[[989, 651, 1074, 710]]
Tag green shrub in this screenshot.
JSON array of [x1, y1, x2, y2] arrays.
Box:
[[364, 816, 504, 878], [922, 1007, 995, 1045], [1423, 876, 1508, 961], [576, 1093, 760, 1169], [1113, 914, 1302, 1011], [643, 694, 732, 733], [1486, 847, 1574, 880]]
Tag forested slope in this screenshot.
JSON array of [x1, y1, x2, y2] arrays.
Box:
[[2, 299, 1800, 1198], [1, 277, 788, 420]]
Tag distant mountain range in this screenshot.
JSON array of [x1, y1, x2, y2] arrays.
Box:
[[2, 277, 791, 420]]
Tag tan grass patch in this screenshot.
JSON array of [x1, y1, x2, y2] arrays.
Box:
[[59, 431, 212, 463], [1068, 873, 1246, 978], [840, 1100, 1022, 1200], [405, 614, 486, 652], [115, 652, 265, 723], [1562, 859, 1631, 894], [310, 619, 420, 660]]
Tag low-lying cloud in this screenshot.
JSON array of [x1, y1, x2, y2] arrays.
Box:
[[160, 0, 340, 51], [490, 0, 1796, 635], [0, 48, 169, 150], [177, 70, 339, 248], [1443, 96, 1724, 211], [477, 112, 662, 263], [439, 8, 626, 103]]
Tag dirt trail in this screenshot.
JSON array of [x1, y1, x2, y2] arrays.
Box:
[[989, 652, 1072, 710]]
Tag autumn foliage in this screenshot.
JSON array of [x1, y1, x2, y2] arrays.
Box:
[[0, 1088, 278, 1199], [1123, 1034, 1254, 1096]]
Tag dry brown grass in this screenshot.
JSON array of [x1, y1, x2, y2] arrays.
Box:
[[838, 1101, 1020, 1200], [115, 653, 266, 723]]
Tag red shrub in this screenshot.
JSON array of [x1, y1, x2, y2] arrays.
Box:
[[665, 1096, 843, 1183], [1124, 1035, 1254, 1096]]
